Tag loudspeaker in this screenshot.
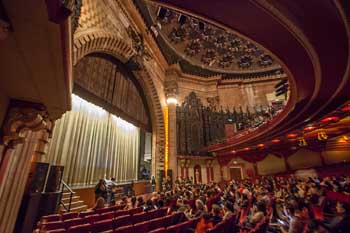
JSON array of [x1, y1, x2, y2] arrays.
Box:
[[36, 192, 62, 221], [167, 169, 173, 189], [14, 193, 42, 233], [45, 165, 64, 192], [24, 162, 49, 194], [158, 170, 165, 191]]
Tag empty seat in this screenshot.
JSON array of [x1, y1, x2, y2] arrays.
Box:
[[41, 221, 65, 231], [133, 221, 149, 232], [162, 215, 174, 228], [148, 217, 165, 231], [166, 223, 181, 233], [149, 227, 166, 233], [96, 207, 114, 214], [41, 214, 61, 222], [129, 207, 143, 215], [64, 218, 84, 229], [157, 207, 168, 218], [114, 215, 131, 228], [62, 212, 79, 221], [46, 229, 66, 233], [83, 214, 101, 224], [132, 212, 147, 224], [79, 211, 96, 218], [114, 224, 134, 233], [100, 211, 115, 220], [68, 223, 92, 233], [115, 210, 128, 218], [93, 219, 113, 232]]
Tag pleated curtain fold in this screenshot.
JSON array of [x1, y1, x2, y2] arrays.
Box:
[[46, 95, 140, 186]]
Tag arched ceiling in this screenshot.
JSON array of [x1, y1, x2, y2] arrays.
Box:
[[153, 0, 350, 153]]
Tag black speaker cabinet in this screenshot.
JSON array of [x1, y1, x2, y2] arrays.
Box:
[[45, 165, 64, 192], [158, 170, 165, 191], [36, 192, 62, 222], [24, 162, 49, 194], [14, 192, 42, 233]]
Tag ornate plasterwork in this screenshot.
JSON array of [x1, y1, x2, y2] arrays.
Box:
[[1, 102, 53, 149], [73, 0, 165, 174]]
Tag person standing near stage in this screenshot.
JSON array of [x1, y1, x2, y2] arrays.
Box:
[[95, 179, 107, 201], [151, 176, 156, 192]]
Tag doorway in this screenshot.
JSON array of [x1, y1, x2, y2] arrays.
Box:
[[229, 167, 243, 180]]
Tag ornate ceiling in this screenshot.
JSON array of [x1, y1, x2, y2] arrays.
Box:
[[134, 0, 284, 78]]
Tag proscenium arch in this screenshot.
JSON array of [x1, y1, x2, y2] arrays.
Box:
[[73, 31, 165, 177]]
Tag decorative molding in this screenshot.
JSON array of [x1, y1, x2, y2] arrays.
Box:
[[1, 100, 53, 149]]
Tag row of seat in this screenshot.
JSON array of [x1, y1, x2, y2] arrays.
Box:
[[44, 212, 186, 233], [42, 205, 128, 223]]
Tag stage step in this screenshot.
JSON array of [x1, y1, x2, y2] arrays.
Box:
[[60, 191, 88, 213]]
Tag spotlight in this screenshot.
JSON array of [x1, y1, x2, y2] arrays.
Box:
[[166, 97, 178, 105]]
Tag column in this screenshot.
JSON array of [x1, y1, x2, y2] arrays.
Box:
[[0, 102, 53, 233], [164, 67, 179, 182]]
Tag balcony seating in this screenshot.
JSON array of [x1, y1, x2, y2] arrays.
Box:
[[67, 223, 92, 233]]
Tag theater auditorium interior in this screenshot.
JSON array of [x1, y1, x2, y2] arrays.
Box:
[[0, 0, 350, 233]]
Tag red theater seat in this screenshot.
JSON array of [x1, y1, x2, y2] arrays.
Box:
[[114, 214, 131, 228], [42, 214, 61, 222], [133, 221, 149, 232], [166, 223, 181, 233], [114, 224, 134, 233], [93, 219, 113, 232], [100, 211, 115, 220], [83, 214, 101, 224], [67, 223, 92, 233], [41, 221, 64, 231], [149, 227, 166, 233], [62, 212, 79, 221], [132, 212, 147, 224], [149, 217, 165, 231], [115, 210, 128, 218], [46, 229, 66, 233], [79, 211, 96, 218], [64, 218, 84, 229], [129, 207, 143, 215]]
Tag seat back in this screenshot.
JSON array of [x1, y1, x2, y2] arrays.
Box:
[[83, 214, 101, 224], [79, 210, 96, 218], [46, 229, 66, 233], [92, 219, 113, 232], [148, 227, 166, 233], [67, 223, 92, 233], [64, 218, 84, 229], [114, 224, 134, 233], [62, 212, 79, 221], [166, 223, 181, 233], [129, 206, 143, 215], [148, 217, 165, 231], [115, 209, 129, 218], [114, 214, 131, 228], [41, 221, 64, 231], [42, 214, 61, 222], [133, 221, 149, 232], [100, 211, 114, 220], [132, 212, 147, 224]]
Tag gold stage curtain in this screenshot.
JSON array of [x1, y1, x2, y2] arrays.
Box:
[[46, 94, 140, 186]]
